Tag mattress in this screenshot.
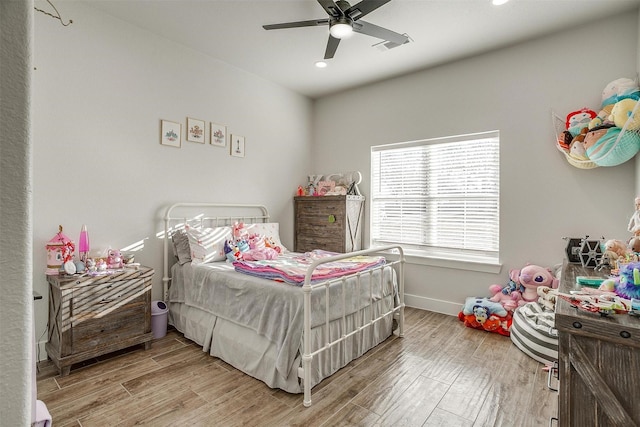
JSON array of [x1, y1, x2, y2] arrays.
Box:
[[168, 259, 397, 393]]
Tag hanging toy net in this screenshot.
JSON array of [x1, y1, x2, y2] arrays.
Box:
[[553, 94, 640, 169]]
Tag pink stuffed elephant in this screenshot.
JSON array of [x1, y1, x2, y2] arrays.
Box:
[[489, 264, 559, 311]]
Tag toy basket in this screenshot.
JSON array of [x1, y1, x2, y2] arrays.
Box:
[[552, 99, 640, 168]]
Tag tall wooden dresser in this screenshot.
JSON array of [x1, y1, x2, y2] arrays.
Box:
[[555, 262, 640, 426], [46, 267, 154, 376], [294, 195, 365, 253]]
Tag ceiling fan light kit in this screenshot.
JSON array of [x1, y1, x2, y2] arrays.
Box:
[[263, 0, 409, 60], [329, 19, 353, 39]]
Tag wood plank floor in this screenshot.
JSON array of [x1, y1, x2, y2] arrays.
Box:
[[37, 307, 558, 426]]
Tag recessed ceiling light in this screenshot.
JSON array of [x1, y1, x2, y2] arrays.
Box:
[[492, 0, 510, 5], [315, 61, 328, 68]]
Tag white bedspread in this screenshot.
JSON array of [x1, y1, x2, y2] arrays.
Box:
[[169, 259, 396, 378]]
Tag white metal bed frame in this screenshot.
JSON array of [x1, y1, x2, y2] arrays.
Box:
[[162, 202, 405, 407]]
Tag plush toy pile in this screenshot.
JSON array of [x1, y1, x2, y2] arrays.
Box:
[[556, 77, 640, 168], [224, 222, 283, 262], [458, 264, 558, 336]]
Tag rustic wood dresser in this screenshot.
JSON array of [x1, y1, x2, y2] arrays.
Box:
[[46, 266, 154, 376], [555, 262, 640, 426], [294, 195, 364, 253]]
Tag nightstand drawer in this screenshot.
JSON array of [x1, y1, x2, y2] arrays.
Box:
[[72, 304, 146, 354], [70, 280, 149, 325]]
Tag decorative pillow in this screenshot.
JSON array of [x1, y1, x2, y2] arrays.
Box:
[[244, 222, 288, 253], [186, 226, 232, 264], [171, 229, 192, 265]]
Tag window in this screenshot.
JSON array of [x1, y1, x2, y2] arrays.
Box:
[[370, 131, 500, 264]]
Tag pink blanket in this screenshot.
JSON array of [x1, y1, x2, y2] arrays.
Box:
[[233, 250, 386, 285]]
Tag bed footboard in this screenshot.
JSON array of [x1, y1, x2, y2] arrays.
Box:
[[300, 244, 405, 407]]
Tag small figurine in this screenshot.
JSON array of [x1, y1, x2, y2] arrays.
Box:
[[628, 196, 640, 236], [107, 249, 123, 269], [96, 258, 107, 272]]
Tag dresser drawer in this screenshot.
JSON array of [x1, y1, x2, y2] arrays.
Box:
[[296, 200, 345, 216]]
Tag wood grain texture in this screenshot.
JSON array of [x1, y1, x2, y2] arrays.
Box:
[[556, 262, 640, 427], [38, 307, 557, 426], [46, 267, 154, 376], [294, 196, 364, 253]]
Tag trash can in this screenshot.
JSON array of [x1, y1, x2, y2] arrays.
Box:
[[151, 300, 168, 339]]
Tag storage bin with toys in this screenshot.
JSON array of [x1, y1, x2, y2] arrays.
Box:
[[554, 77, 640, 169]]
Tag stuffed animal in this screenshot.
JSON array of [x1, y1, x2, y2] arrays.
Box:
[[613, 261, 640, 300], [568, 138, 589, 161], [589, 105, 615, 129], [610, 98, 640, 131], [514, 264, 559, 305], [566, 108, 597, 136], [629, 237, 640, 253], [583, 125, 613, 157], [107, 249, 123, 269], [489, 270, 525, 312], [601, 77, 640, 108], [537, 286, 558, 311], [604, 239, 628, 258], [458, 296, 512, 336], [557, 130, 573, 151]]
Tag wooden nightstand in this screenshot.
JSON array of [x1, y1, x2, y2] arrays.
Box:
[[46, 266, 154, 376]]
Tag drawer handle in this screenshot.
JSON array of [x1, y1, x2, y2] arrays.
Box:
[[100, 295, 121, 303], [546, 361, 558, 392], [572, 321, 582, 329], [620, 330, 631, 339]]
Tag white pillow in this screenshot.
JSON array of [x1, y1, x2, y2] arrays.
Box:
[[244, 222, 288, 253], [186, 226, 232, 264]]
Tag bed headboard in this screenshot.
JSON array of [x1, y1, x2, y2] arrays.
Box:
[[162, 202, 270, 300]]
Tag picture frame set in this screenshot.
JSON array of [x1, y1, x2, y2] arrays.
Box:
[[160, 118, 246, 158]]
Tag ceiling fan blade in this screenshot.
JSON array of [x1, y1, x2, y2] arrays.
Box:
[[353, 20, 408, 45], [345, 0, 391, 21], [324, 35, 341, 59], [263, 18, 329, 30], [317, 0, 344, 17]]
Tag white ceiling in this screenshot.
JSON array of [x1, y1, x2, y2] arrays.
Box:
[[83, 0, 640, 98]]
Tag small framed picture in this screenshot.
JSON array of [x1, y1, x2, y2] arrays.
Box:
[[187, 117, 206, 143], [160, 120, 181, 148], [210, 123, 227, 147], [230, 134, 245, 158]]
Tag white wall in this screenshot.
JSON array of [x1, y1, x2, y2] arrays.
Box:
[[313, 12, 639, 314], [32, 3, 313, 354]]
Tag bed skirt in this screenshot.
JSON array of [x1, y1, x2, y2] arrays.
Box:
[[168, 294, 396, 394]]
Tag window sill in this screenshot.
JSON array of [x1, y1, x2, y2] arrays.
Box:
[[376, 249, 502, 274]]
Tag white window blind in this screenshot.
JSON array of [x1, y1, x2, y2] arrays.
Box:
[[371, 131, 500, 263]]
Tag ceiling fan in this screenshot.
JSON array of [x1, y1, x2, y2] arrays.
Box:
[[262, 0, 410, 59]]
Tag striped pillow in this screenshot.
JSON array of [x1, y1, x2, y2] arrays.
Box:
[[510, 302, 558, 365]]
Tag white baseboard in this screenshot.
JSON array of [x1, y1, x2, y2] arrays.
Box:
[[404, 293, 461, 317]]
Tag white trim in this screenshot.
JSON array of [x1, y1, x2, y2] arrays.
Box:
[[405, 294, 461, 316]]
